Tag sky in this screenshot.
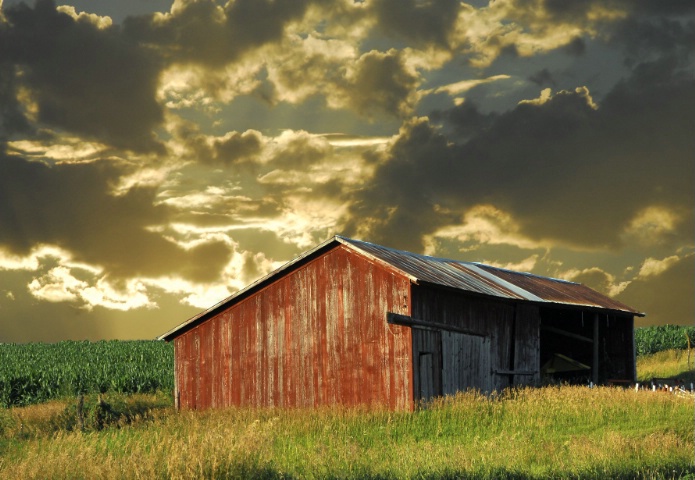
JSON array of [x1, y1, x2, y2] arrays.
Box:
[[0, 0, 693, 343]]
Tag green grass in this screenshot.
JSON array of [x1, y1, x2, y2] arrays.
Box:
[[0, 348, 692, 479], [637, 348, 695, 384], [0, 386, 692, 479]]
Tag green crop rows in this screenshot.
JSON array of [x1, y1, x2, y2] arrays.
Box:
[[634, 324, 695, 357], [1, 326, 691, 409], [0, 340, 174, 407]]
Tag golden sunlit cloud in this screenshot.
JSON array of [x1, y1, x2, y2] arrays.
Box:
[[28, 266, 85, 303], [425, 204, 546, 254], [559, 266, 631, 297], [8, 137, 108, 163], [623, 206, 681, 246], [322, 134, 391, 148], [481, 255, 539, 273], [638, 255, 681, 278], [56, 5, 113, 29], [519, 86, 597, 109], [158, 61, 262, 108], [80, 278, 157, 312], [454, 0, 627, 68], [0, 245, 77, 272], [429, 75, 511, 96]]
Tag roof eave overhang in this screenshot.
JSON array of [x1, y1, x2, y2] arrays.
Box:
[[414, 279, 645, 318]]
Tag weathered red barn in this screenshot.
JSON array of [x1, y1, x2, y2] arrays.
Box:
[[159, 236, 643, 410]]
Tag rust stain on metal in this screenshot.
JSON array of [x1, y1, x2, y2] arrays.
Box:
[[475, 265, 641, 314]]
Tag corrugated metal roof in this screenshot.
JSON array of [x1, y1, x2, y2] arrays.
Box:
[[337, 236, 643, 315], [160, 235, 643, 340]]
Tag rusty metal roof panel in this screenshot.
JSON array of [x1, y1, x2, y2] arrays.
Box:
[[161, 235, 644, 340], [337, 237, 524, 299], [337, 237, 643, 316], [475, 264, 642, 314]]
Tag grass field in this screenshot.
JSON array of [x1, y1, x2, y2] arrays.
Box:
[[0, 349, 693, 479], [637, 348, 695, 384]]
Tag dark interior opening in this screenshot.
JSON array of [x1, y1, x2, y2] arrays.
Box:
[[539, 307, 634, 385]]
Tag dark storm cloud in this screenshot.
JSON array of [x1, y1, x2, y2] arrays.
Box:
[[528, 68, 557, 86], [213, 130, 264, 167], [123, 0, 312, 67], [430, 101, 496, 141], [540, 0, 603, 22], [0, 153, 231, 281], [627, 0, 695, 16], [611, 16, 695, 66], [0, 0, 164, 152], [342, 60, 695, 252], [346, 49, 420, 118], [371, 0, 460, 49], [341, 117, 462, 252]]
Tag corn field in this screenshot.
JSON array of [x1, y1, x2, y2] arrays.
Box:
[[0, 340, 173, 407], [635, 325, 695, 356]]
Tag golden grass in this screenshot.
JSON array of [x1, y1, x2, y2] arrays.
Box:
[[1, 386, 692, 479], [637, 348, 695, 383]]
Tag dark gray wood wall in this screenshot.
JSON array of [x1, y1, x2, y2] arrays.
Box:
[[411, 285, 541, 396]]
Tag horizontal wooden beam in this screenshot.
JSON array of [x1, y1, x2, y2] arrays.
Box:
[[541, 325, 593, 344], [387, 313, 486, 337], [493, 369, 536, 376]]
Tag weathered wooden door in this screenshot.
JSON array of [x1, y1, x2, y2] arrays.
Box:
[[412, 328, 442, 402], [413, 328, 491, 401], [418, 353, 435, 400], [441, 331, 491, 395]]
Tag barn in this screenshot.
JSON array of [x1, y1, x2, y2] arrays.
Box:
[[159, 236, 644, 410]]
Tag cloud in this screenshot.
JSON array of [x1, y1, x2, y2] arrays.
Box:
[[478, 254, 540, 274], [123, 0, 313, 67], [451, 0, 628, 67], [342, 57, 694, 252], [0, 152, 233, 282], [426, 74, 511, 96], [56, 5, 112, 29], [424, 204, 545, 253], [610, 11, 695, 67], [0, 0, 164, 152], [342, 49, 422, 118], [370, 0, 461, 49], [268, 38, 422, 118], [617, 253, 694, 326], [28, 266, 157, 311], [622, 206, 683, 247], [637, 255, 681, 278], [560, 266, 631, 298]]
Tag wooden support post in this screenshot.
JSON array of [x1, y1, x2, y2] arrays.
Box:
[[592, 313, 599, 385]]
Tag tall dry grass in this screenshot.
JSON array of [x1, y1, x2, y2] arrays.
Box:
[[637, 348, 695, 383], [0, 386, 692, 479]]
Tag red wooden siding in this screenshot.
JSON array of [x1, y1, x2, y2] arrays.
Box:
[[174, 245, 413, 410]]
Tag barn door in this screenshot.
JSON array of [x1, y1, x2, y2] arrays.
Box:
[[412, 328, 442, 402], [413, 327, 491, 401], [418, 353, 435, 400], [441, 331, 491, 395]]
